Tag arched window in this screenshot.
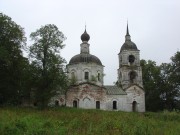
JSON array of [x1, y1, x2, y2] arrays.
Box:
[[96, 101, 100, 109], [71, 72, 75, 79], [84, 72, 89, 80], [129, 55, 135, 64], [97, 73, 101, 81], [71, 72, 77, 85], [113, 101, 117, 110]]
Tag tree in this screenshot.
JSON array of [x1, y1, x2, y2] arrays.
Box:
[[29, 24, 68, 108], [160, 52, 180, 110], [0, 13, 26, 105], [140, 60, 163, 111], [141, 52, 180, 111]]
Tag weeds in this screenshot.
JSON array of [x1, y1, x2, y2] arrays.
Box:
[[0, 107, 179, 135]]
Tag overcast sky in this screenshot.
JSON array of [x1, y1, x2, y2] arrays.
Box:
[[1, 0, 180, 85]]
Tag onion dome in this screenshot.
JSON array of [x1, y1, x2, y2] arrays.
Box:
[[120, 24, 138, 52], [69, 54, 102, 65], [81, 29, 90, 42]]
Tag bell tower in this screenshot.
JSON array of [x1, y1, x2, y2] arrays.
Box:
[[118, 24, 143, 89]]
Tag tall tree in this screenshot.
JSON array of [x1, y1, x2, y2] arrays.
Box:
[[141, 52, 180, 111], [140, 60, 163, 111], [160, 52, 180, 110], [29, 24, 68, 108], [0, 13, 26, 105]]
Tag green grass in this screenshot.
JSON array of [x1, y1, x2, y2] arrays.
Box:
[[0, 107, 179, 135]]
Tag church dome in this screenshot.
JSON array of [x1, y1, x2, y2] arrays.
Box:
[[69, 54, 102, 65], [120, 40, 138, 52], [81, 29, 90, 42]]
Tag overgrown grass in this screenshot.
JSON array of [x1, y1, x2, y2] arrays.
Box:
[[0, 107, 179, 135]]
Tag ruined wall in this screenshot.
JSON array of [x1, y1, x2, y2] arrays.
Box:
[[49, 94, 66, 106], [124, 85, 145, 112], [66, 83, 107, 110], [106, 95, 127, 111]]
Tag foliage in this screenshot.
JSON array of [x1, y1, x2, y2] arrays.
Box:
[[0, 107, 180, 135], [160, 51, 180, 110], [0, 12, 27, 105], [141, 52, 180, 111], [29, 24, 68, 108], [140, 60, 163, 111]]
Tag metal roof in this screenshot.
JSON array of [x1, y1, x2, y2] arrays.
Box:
[[69, 53, 102, 65], [104, 85, 127, 95]]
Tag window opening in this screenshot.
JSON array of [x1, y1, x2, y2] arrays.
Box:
[[71, 72, 75, 79], [113, 101, 117, 110], [84, 72, 89, 80], [97, 73, 100, 81], [129, 55, 135, 64]]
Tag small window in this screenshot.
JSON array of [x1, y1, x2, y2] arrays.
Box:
[[97, 73, 100, 81], [96, 101, 100, 109], [84, 72, 89, 80], [113, 101, 117, 110]]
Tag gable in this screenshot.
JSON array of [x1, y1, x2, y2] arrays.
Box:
[[125, 85, 144, 95]]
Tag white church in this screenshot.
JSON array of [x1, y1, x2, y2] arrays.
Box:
[[51, 25, 145, 112]]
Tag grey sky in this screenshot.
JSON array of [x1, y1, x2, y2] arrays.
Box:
[[1, 0, 180, 85]]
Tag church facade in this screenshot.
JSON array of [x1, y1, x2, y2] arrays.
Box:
[[51, 25, 145, 112]]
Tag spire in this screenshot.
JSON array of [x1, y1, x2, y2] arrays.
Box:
[[125, 22, 131, 41], [84, 24, 87, 33], [126, 22, 130, 36]]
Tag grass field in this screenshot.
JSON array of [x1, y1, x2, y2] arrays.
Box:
[[0, 107, 179, 135]]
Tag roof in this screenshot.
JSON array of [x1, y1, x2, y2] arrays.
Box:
[[81, 29, 90, 42], [120, 24, 139, 52], [120, 40, 138, 52], [104, 85, 127, 95], [69, 53, 102, 65]]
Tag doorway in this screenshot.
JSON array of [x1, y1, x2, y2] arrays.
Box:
[[96, 101, 100, 109], [73, 100, 78, 108], [132, 101, 137, 112]]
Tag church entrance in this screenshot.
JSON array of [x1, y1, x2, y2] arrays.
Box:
[[113, 101, 117, 110], [55, 100, 59, 106], [132, 101, 137, 112], [96, 101, 100, 109], [73, 100, 78, 108]]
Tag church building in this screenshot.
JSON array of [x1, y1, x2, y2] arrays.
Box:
[[51, 25, 145, 112]]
